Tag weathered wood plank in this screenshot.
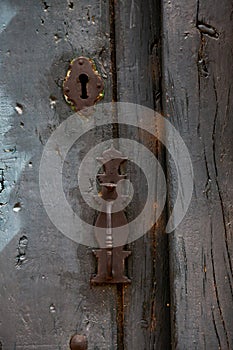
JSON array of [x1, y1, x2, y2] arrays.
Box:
[[163, 0, 233, 348], [115, 1, 170, 349], [0, 1, 117, 349]]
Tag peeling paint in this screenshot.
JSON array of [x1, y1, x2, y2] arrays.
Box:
[[0, 155, 31, 253], [0, 89, 14, 121], [0, 2, 16, 34], [16, 235, 28, 267]]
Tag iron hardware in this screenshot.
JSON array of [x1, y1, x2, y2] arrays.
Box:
[[70, 334, 88, 350], [63, 56, 104, 111], [91, 146, 131, 285]]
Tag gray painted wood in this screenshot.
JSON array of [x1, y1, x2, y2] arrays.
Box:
[[163, 0, 233, 348], [0, 1, 117, 349], [115, 1, 170, 349], [2, 0, 232, 349]]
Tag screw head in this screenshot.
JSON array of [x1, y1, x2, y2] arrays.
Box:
[[78, 59, 84, 65]]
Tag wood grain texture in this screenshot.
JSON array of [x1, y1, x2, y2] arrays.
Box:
[[163, 0, 233, 348], [115, 0, 170, 349], [0, 1, 116, 349]]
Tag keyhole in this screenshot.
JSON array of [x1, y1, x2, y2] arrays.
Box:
[[79, 74, 89, 99]]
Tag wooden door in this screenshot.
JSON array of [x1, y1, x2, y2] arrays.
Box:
[[164, 1, 233, 349], [0, 0, 232, 349]]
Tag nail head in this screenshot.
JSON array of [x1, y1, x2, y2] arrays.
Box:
[[70, 334, 88, 350]]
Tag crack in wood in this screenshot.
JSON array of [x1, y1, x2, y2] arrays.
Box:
[[210, 221, 230, 348], [197, 22, 219, 39], [109, 1, 125, 348]]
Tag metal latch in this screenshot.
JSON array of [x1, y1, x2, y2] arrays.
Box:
[[91, 146, 131, 285]]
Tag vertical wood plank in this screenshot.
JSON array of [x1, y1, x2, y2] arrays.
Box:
[[114, 1, 171, 349], [0, 1, 117, 349], [163, 0, 233, 348]]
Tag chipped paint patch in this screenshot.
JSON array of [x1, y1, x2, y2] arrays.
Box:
[[0, 87, 31, 252], [0, 2, 16, 34], [0, 155, 31, 253], [0, 89, 14, 123]]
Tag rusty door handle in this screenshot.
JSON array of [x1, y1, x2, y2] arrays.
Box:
[[91, 146, 131, 285]]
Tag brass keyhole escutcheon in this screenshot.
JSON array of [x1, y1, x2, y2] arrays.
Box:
[[63, 57, 104, 111]]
